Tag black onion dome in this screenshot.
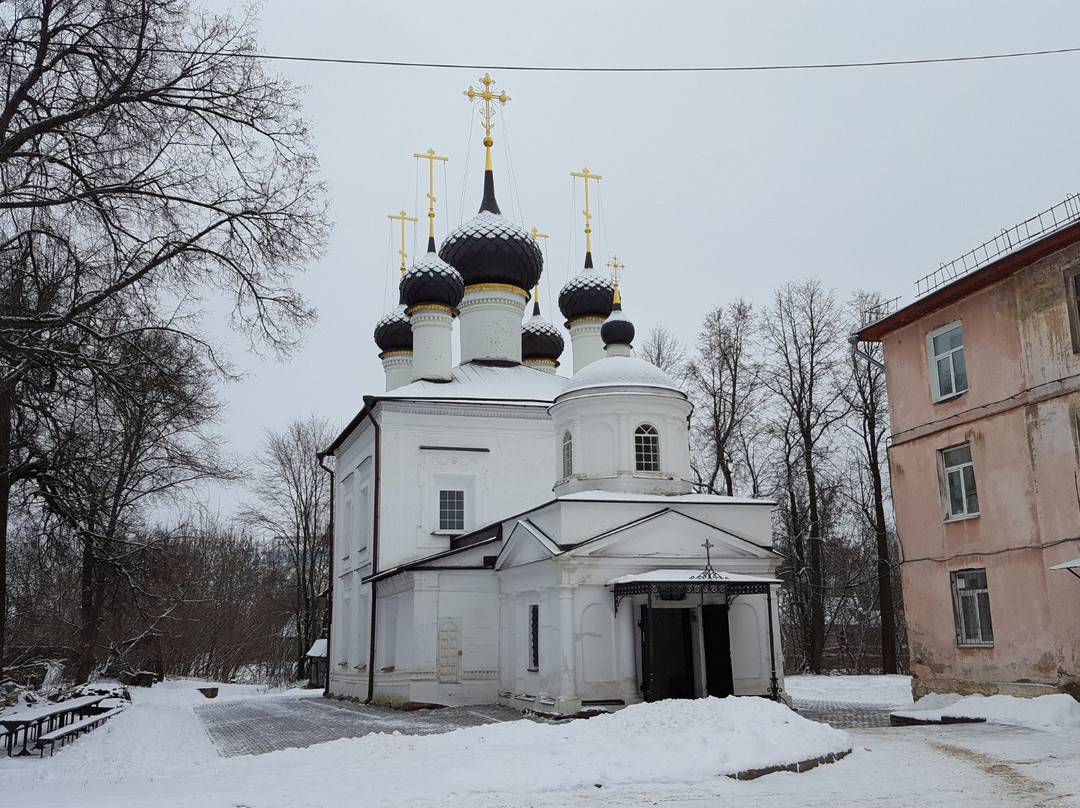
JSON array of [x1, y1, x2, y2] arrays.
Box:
[[438, 170, 542, 291], [559, 269, 615, 323], [401, 248, 465, 309], [522, 315, 565, 361], [601, 302, 635, 346], [374, 307, 413, 353]]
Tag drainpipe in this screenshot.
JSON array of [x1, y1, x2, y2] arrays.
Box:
[[848, 334, 886, 371], [364, 397, 382, 704], [316, 452, 335, 698]]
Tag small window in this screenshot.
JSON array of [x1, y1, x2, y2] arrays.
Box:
[[635, 424, 660, 472], [940, 443, 979, 520], [562, 431, 573, 479], [438, 489, 465, 532], [927, 322, 967, 402], [951, 569, 994, 646], [528, 604, 539, 671], [1066, 268, 1080, 352]]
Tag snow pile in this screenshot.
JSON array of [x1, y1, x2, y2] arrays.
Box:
[[893, 692, 1080, 731]]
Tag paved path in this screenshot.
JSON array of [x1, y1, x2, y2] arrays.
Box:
[[195, 695, 535, 757], [792, 698, 896, 728]]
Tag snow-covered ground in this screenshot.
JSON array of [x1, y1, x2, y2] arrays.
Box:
[[2, 676, 1078, 807]]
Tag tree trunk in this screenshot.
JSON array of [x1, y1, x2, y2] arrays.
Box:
[[869, 412, 898, 674], [805, 441, 826, 674], [0, 381, 10, 672]]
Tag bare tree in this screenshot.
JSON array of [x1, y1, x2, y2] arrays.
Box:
[[759, 279, 848, 673], [639, 325, 687, 380], [843, 291, 901, 673], [244, 415, 333, 680], [0, 0, 329, 667], [685, 300, 761, 496]]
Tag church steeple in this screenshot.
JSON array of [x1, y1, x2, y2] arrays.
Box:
[[465, 74, 509, 215], [413, 148, 449, 252]]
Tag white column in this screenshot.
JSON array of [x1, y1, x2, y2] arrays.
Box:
[[604, 342, 632, 358], [409, 306, 454, 382], [381, 352, 413, 391], [555, 584, 582, 713], [568, 318, 606, 373], [458, 285, 528, 364]]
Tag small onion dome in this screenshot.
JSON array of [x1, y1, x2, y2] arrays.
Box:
[[558, 263, 614, 324], [374, 306, 413, 353], [522, 314, 565, 363], [400, 248, 465, 310], [438, 170, 543, 291], [601, 301, 635, 347]]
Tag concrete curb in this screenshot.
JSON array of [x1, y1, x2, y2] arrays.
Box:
[[726, 747, 852, 781]]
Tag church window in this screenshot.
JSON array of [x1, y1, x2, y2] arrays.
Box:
[[439, 489, 465, 532], [528, 604, 539, 671], [635, 424, 660, 472], [562, 431, 573, 478]]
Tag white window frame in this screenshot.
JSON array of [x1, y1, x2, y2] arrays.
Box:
[[561, 431, 573, 479], [950, 568, 994, 646], [940, 442, 979, 520], [438, 488, 466, 533], [927, 321, 968, 402], [1066, 267, 1080, 352], [634, 423, 660, 473]]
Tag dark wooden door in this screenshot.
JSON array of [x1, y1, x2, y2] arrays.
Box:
[[702, 604, 734, 698], [640, 606, 695, 701]]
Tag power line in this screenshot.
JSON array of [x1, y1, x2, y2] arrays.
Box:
[[128, 44, 1080, 74]]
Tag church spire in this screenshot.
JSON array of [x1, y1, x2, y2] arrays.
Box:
[[387, 209, 418, 276], [413, 148, 449, 252], [465, 73, 510, 214]]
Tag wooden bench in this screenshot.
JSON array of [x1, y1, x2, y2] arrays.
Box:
[[35, 706, 126, 757]]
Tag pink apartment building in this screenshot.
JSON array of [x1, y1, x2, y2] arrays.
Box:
[[858, 204, 1080, 699]]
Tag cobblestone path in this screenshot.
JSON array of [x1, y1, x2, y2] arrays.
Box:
[[792, 698, 895, 728], [195, 696, 533, 757]]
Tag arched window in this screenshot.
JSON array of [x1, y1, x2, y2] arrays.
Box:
[[635, 424, 660, 472], [562, 430, 573, 479]]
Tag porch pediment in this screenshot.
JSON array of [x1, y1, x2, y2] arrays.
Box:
[[494, 519, 560, 570], [567, 508, 777, 561]]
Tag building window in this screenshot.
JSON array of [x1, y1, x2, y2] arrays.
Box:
[[438, 489, 465, 532], [1066, 268, 1080, 352], [562, 431, 573, 479], [951, 569, 994, 646], [528, 604, 539, 671], [927, 322, 967, 402], [940, 443, 979, 519], [635, 424, 660, 472]]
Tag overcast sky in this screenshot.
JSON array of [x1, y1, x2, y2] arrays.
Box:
[[194, 0, 1080, 513]]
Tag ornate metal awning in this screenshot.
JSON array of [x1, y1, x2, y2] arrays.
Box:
[[610, 575, 776, 615]]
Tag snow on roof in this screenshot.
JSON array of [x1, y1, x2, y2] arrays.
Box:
[[558, 490, 773, 506], [560, 356, 681, 396], [606, 569, 781, 586], [306, 639, 328, 658], [1050, 557, 1080, 570], [382, 362, 568, 404]]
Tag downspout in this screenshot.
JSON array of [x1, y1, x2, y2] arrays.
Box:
[[848, 334, 886, 371], [364, 397, 382, 704], [316, 451, 335, 698]]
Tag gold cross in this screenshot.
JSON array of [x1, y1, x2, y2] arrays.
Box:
[[465, 74, 510, 169], [570, 168, 603, 255], [606, 255, 626, 288], [530, 227, 549, 241], [387, 209, 418, 274], [413, 148, 449, 239]]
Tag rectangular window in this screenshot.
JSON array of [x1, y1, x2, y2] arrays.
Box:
[[438, 489, 465, 532], [1066, 268, 1080, 352], [927, 322, 968, 402], [951, 569, 994, 646], [528, 604, 539, 671], [940, 443, 979, 519]]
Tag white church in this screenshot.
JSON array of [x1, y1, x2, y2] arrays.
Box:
[[322, 76, 788, 713]]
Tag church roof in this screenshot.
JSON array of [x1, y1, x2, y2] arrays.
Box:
[[559, 355, 681, 396], [381, 361, 567, 404]]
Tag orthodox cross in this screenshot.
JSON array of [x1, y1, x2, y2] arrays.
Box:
[[413, 148, 449, 240], [695, 538, 721, 580], [464, 73, 510, 169], [529, 230, 549, 314], [530, 227, 549, 242], [570, 168, 602, 255], [606, 255, 626, 304], [387, 209, 417, 274]]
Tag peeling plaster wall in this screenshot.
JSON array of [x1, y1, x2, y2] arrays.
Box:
[[883, 239, 1080, 696]]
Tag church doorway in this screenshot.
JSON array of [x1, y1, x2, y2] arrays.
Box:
[[639, 604, 734, 701]]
